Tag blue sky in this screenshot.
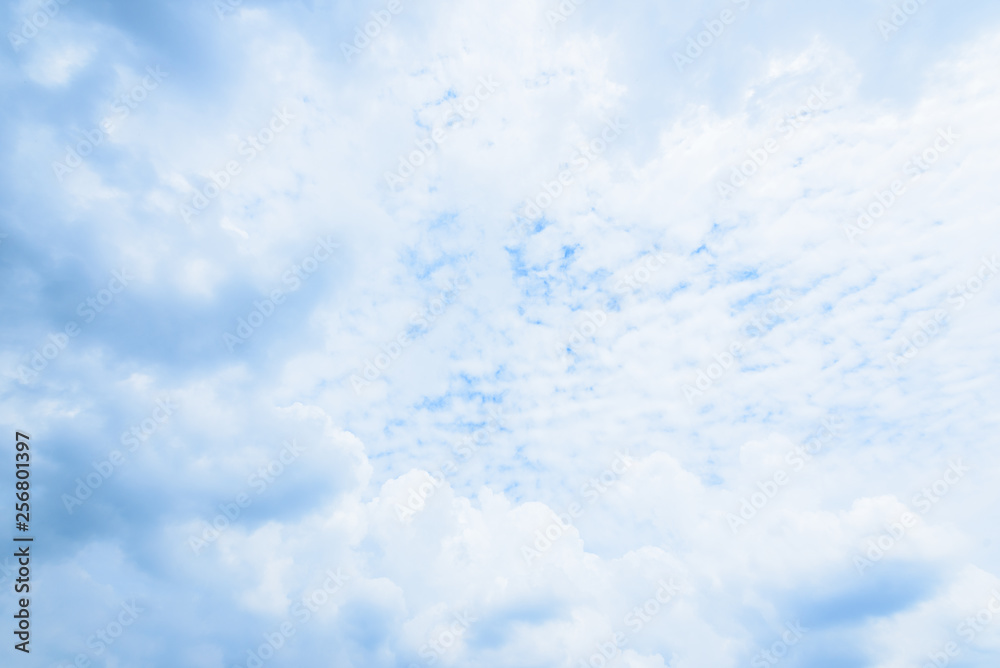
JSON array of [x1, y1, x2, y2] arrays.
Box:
[[2, 0, 1000, 666]]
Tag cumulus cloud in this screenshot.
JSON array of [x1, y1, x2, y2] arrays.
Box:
[[2, 0, 1000, 666]]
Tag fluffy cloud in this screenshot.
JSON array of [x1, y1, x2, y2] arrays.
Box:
[[2, 0, 1000, 666]]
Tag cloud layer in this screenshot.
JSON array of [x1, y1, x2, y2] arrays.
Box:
[[2, 0, 1000, 666]]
